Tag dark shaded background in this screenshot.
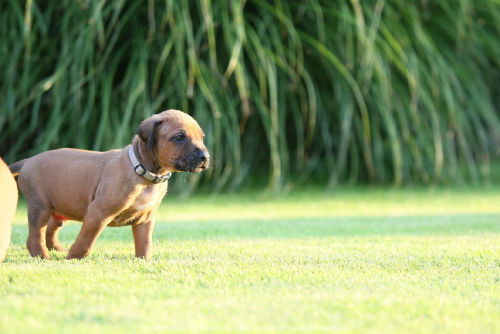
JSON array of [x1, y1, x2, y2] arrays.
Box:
[[1, 0, 500, 194]]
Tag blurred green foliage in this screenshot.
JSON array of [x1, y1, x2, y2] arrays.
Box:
[[1, 0, 500, 194]]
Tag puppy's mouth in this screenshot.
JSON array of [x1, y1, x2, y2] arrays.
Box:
[[173, 156, 210, 173]]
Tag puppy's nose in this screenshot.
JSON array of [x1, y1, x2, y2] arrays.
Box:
[[199, 151, 209, 161]]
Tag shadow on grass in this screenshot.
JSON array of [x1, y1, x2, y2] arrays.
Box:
[[9, 213, 500, 246]]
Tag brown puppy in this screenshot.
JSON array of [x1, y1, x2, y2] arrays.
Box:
[[0, 157, 18, 262], [9, 110, 209, 260]]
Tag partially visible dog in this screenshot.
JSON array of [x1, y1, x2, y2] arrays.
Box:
[[0, 157, 18, 262], [10, 109, 209, 260]]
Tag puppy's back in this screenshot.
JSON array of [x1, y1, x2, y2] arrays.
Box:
[[15, 148, 125, 220]]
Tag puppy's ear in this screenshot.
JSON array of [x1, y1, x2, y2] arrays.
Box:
[[136, 115, 164, 151]]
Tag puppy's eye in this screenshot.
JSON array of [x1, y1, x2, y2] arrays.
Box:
[[173, 134, 186, 142]]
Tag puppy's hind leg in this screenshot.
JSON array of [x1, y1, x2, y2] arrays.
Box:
[[46, 215, 68, 252], [26, 205, 51, 259]]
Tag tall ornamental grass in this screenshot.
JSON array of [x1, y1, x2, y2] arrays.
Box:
[[1, 0, 499, 194]]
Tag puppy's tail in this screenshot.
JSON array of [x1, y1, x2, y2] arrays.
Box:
[[9, 159, 27, 177]]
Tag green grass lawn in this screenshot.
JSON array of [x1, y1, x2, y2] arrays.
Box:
[[1, 187, 500, 333]]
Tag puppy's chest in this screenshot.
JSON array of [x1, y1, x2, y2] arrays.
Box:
[[131, 193, 161, 212], [110, 186, 167, 226]]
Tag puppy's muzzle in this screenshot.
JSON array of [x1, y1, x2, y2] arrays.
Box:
[[176, 148, 210, 172]]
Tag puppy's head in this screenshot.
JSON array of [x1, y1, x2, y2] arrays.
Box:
[[136, 110, 210, 173]]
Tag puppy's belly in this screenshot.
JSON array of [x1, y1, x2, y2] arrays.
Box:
[[49, 196, 91, 222], [51, 206, 152, 227]]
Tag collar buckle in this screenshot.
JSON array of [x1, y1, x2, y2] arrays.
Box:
[[135, 165, 147, 176]]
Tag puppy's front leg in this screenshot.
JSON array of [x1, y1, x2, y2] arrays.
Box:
[[132, 219, 156, 260], [66, 208, 112, 260]]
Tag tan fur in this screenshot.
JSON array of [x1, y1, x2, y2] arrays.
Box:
[[0, 157, 18, 262], [9, 110, 209, 260]]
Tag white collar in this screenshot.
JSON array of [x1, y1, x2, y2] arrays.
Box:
[[128, 146, 171, 184]]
